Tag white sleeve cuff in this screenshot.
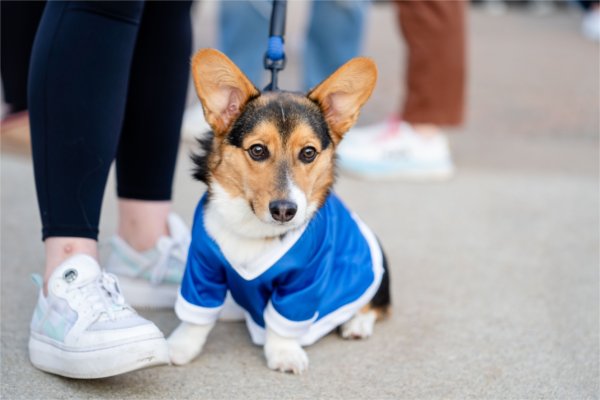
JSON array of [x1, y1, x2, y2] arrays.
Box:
[[264, 301, 318, 339], [175, 292, 223, 325]]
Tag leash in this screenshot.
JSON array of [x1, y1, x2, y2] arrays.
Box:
[[264, 0, 287, 91]]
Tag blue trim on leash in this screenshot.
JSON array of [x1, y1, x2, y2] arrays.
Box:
[[266, 36, 285, 61]]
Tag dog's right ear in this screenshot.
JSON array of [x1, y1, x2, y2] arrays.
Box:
[[191, 49, 260, 136]]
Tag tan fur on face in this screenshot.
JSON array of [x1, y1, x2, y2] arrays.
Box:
[[287, 124, 335, 208], [210, 119, 335, 223]]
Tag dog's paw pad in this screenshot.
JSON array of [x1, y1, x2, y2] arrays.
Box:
[[266, 345, 309, 374], [340, 311, 376, 340]]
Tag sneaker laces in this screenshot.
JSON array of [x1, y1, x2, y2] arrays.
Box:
[[149, 233, 190, 286], [71, 273, 128, 320]]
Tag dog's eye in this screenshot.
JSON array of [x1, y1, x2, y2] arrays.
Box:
[[248, 144, 269, 161], [299, 146, 318, 163]]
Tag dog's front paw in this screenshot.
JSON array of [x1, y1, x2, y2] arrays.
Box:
[[340, 311, 377, 340], [167, 322, 213, 365], [264, 329, 308, 374], [265, 343, 309, 374]]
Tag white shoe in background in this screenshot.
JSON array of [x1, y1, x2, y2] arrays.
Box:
[[582, 8, 600, 42], [29, 254, 169, 379], [105, 214, 190, 309], [181, 102, 211, 142], [337, 118, 454, 181]]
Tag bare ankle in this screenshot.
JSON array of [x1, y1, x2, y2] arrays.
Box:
[[44, 237, 98, 296], [118, 199, 171, 252]]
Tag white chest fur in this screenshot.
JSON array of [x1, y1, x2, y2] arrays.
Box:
[[203, 184, 308, 280]]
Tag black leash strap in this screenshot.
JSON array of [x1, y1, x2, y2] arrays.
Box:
[[264, 0, 287, 91]]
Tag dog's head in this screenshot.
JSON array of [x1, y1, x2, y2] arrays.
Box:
[[191, 49, 377, 239]]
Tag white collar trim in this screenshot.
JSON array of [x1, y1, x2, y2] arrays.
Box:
[[220, 223, 308, 281]]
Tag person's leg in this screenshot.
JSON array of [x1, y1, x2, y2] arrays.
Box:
[[0, 1, 46, 154], [304, 0, 368, 91], [336, 1, 465, 180], [396, 0, 466, 127], [115, 0, 192, 252], [579, 0, 597, 10], [1, 1, 45, 114], [28, 1, 145, 289], [27, 1, 170, 379], [217, 0, 269, 87]]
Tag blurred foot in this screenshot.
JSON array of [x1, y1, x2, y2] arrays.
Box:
[[1, 111, 31, 155], [181, 102, 211, 142], [105, 213, 190, 308], [337, 117, 454, 181], [29, 254, 169, 378], [582, 7, 600, 42]]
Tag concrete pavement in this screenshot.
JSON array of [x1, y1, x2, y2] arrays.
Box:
[[1, 4, 598, 399]]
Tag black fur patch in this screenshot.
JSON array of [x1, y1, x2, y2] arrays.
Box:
[[370, 241, 391, 309], [191, 133, 214, 184], [227, 93, 331, 150]]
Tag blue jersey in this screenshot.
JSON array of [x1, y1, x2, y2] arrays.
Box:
[[175, 192, 384, 346]]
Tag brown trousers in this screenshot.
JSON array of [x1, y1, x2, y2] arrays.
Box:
[[395, 0, 466, 126]]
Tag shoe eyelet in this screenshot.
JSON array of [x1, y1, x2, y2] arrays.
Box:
[[63, 269, 78, 283]]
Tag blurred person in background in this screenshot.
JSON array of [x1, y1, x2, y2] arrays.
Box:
[[218, 0, 366, 90], [478, 0, 599, 41], [337, 0, 467, 181], [26, 1, 193, 378], [182, 0, 368, 138], [0, 1, 45, 152]]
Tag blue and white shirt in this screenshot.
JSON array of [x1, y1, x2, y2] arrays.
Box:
[[175, 193, 384, 346]]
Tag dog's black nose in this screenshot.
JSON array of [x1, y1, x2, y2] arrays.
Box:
[[269, 200, 297, 223]]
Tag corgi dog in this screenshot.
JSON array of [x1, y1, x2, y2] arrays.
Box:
[[167, 49, 390, 374]]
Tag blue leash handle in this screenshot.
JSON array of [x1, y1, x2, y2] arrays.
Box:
[[266, 36, 285, 61]]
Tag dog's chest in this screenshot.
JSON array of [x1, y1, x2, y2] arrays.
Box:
[[203, 210, 307, 280]]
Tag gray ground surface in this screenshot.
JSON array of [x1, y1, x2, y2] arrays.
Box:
[[1, 4, 599, 399]]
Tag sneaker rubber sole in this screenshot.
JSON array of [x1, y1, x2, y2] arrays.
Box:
[[29, 334, 170, 379]]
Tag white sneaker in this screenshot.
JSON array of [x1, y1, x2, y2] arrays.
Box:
[[582, 8, 600, 42], [181, 102, 211, 142], [105, 213, 190, 309], [337, 118, 454, 181], [29, 254, 169, 379]]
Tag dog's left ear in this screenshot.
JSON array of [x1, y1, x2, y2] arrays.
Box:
[[308, 58, 377, 144], [191, 49, 260, 136]]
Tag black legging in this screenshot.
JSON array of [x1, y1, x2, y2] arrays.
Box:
[[1, 1, 45, 113], [29, 1, 192, 240]]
